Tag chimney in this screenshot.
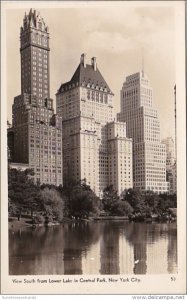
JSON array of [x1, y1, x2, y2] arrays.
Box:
[[91, 57, 97, 71], [80, 53, 86, 68]]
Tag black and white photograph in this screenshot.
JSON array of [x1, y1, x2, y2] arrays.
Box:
[[1, 0, 186, 295]]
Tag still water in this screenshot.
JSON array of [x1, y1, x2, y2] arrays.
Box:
[[9, 221, 177, 275]]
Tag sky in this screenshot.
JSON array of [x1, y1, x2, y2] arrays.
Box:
[[5, 2, 177, 140]]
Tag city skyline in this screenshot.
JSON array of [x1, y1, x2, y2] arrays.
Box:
[[6, 3, 176, 140], [2, 2, 186, 294]]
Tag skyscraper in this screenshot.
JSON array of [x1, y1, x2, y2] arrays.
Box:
[[118, 71, 169, 193], [162, 137, 176, 172], [9, 9, 63, 186], [20, 9, 50, 99], [162, 137, 176, 194], [56, 54, 132, 196]]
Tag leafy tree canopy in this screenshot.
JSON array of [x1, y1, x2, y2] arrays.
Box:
[[8, 167, 40, 214], [39, 187, 64, 222], [63, 179, 100, 218]]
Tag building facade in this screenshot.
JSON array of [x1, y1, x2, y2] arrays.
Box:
[[118, 71, 169, 193], [7, 122, 14, 161], [161, 137, 176, 172], [56, 54, 132, 196], [9, 9, 63, 186], [162, 137, 177, 194], [107, 121, 133, 195], [167, 164, 177, 195]]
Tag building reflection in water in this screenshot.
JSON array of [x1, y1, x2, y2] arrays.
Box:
[[9, 226, 65, 275], [146, 224, 167, 274], [82, 240, 100, 274], [133, 243, 147, 274], [119, 230, 134, 274], [33, 226, 65, 274], [63, 221, 100, 274], [63, 223, 83, 275], [100, 221, 120, 274], [167, 223, 177, 273], [123, 223, 147, 274], [9, 221, 177, 275]]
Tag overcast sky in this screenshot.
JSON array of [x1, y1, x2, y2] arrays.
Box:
[[5, 2, 178, 139]]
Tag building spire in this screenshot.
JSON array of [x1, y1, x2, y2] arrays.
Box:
[[141, 47, 144, 77]]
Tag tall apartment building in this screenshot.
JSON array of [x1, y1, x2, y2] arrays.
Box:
[[9, 9, 63, 186], [118, 71, 169, 193], [56, 54, 132, 196], [162, 137, 177, 194], [107, 121, 133, 194], [162, 137, 176, 172]]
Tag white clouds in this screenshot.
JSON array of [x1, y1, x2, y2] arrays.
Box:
[[85, 31, 134, 53], [68, 6, 175, 64]]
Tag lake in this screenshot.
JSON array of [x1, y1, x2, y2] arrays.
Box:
[[9, 221, 177, 275]]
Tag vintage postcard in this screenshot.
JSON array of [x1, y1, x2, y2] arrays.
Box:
[[1, 0, 186, 295]]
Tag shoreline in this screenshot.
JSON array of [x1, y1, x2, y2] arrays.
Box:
[[8, 216, 128, 230], [8, 215, 176, 230]]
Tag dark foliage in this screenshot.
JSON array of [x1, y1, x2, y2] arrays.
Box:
[[61, 179, 101, 218], [8, 167, 40, 216], [102, 185, 133, 216]]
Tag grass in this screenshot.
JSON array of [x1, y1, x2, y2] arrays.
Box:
[[8, 216, 33, 230]]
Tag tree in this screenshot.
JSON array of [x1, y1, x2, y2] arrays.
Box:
[[39, 187, 64, 222], [63, 180, 100, 218], [144, 192, 177, 215], [158, 193, 177, 209], [102, 185, 119, 215], [8, 167, 40, 217], [117, 200, 134, 216], [124, 188, 146, 213], [8, 198, 18, 216], [144, 192, 161, 214], [102, 185, 133, 216], [33, 214, 45, 225]]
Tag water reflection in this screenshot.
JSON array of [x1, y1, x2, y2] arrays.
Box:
[[63, 222, 100, 274], [100, 222, 120, 274], [167, 224, 177, 273], [9, 221, 177, 275]]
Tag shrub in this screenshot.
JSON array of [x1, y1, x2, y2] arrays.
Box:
[[33, 214, 45, 224]]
